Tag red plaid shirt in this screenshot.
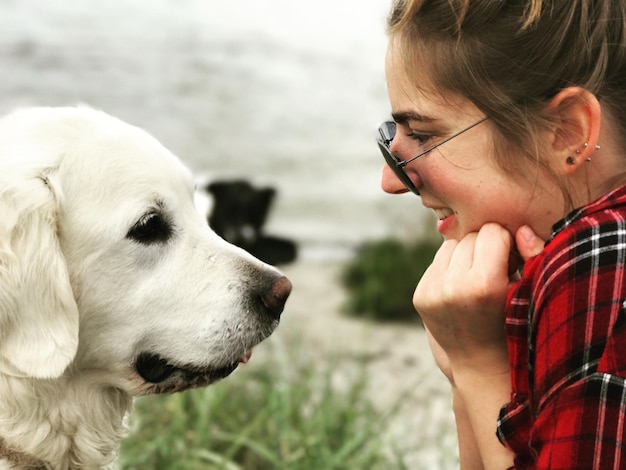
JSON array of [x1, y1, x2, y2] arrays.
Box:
[[497, 186, 626, 469]]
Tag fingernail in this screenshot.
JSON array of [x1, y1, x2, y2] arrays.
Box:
[[519, 225, 535, 243]]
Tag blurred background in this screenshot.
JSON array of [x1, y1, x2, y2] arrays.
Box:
[[0, 1, 456, 468], [0, 0, 433, 260]]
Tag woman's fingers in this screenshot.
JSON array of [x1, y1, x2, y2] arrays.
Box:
[[515, 224, 546, 261], [473, 223, 512, 279]]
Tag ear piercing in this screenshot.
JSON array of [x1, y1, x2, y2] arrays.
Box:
[[566, 142, 601, 165]]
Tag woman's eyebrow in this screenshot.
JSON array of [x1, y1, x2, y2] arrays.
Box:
[[391, 110, 436, 124]]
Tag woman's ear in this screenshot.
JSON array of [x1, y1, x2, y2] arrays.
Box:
[[546, 87, 601, 175]]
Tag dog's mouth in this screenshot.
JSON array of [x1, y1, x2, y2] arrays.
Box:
[[134, 351, 250, 394]]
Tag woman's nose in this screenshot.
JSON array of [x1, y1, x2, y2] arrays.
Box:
[[380, 163, 410, 194]]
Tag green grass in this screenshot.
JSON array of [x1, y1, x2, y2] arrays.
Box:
[[341, 237, 441, 323], [120, 343, 411, 470]]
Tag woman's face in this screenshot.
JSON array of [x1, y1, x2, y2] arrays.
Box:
[[382, 45, 563, 242]]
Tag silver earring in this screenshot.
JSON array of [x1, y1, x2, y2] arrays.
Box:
[[595, 144, 601, 151]]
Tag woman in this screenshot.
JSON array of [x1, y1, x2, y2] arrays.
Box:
[[378, 0, 626, 468]]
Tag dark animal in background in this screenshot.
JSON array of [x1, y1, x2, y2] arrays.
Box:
[[207, 179, 298, 265]]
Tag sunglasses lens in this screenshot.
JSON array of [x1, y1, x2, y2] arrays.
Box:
[[377, 140, 419, 195], [379, 121, 396, 141]]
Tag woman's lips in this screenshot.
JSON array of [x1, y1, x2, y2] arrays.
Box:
[[433, 208, 455, 235], [433, 207, 454, 220]]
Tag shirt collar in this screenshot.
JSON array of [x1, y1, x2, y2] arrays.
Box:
[[548, 185, 626, 243]]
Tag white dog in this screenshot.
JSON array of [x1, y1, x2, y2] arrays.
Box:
[[0, 107, 292, 469]]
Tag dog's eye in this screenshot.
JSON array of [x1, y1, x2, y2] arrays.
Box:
[[127, 212, 172, 244]]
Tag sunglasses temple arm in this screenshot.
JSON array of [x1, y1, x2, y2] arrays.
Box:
[[402, 116, 489, 167]]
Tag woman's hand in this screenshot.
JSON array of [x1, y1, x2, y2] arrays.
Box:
[[419, 224, 545, 380], [414, 223, 513, 373], [416, 224, 545, 469]]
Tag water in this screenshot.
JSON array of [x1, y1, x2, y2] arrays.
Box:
[[0, 0, 432, 260]]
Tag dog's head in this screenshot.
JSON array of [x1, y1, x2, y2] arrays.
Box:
[[0, 107, 291, 394]]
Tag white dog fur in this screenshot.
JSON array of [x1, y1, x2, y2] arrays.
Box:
[[0, 106, 291, 469]]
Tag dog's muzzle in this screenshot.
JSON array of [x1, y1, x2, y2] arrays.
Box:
[[134, 274, 292, 394]]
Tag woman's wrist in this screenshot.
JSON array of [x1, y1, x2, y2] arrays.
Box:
[[448, 344, 511, 382], [449, 360, 514, 469]]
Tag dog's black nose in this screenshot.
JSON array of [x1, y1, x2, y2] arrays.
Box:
[[260, 276, 291, 320]]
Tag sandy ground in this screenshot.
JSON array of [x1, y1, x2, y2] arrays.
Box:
[[257, 260, 459, 469]]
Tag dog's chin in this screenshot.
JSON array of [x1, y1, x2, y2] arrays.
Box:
[[133, 352, 240, 395]]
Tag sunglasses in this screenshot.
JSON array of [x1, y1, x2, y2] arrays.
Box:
[[377, 117, 489, 195]]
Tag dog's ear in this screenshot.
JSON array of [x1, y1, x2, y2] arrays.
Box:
[[0, 170, 79, 378]]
